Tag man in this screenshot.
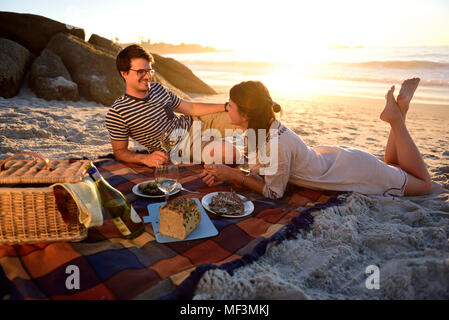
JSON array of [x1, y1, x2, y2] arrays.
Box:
[[105, 44, 237, 167]]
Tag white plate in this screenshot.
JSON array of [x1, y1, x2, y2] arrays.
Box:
[[201, 192, 254, 218], [143, 198, 218, 243], [132, 179, 182, 198]]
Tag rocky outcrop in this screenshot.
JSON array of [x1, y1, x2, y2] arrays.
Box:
[[152, 53, 216, 95], [0, 38, 32, 98], [88, 34, 122, 56], [89, 36, 214, 95], [153, 73, 191, 101], [46, 33, 124, 106], [29, 49, 79, 101], [31, 77, 79, 102], [0, 12, 216, 103], [0, 11, 85, 54]]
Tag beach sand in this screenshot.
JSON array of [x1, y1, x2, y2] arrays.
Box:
[[1, 85, 448, 299]]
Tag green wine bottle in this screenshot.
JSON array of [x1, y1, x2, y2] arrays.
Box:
[[85, 162, 145, 239]]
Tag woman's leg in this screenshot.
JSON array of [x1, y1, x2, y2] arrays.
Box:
[[380, 81, 431, 195], [383, 78, 420, 165]]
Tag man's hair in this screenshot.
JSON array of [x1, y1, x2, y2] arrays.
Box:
[[116, 44, 155, 79]]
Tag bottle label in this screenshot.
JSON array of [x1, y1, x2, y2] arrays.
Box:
[[130, 206, 142, 223], [88, 168, 102, 182], [112, 217, 131, 236]]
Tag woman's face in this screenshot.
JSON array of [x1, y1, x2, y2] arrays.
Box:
[[227, 99, 248, 129]]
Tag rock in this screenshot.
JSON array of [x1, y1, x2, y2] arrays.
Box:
[[46, 32, 124, 105], [88, 40, 191, 101], [31, 75, 78, 101], [0, 38, 32, 98], [91, 41, 214, 96], [32, 76, 79, 102], [153, 74, 191, 101], [28, 48, 79, 101], [152, 53, 216, 95], [29, 49, 72, 81], [0, 12, 84, 54], [88, 34, 122, 56]]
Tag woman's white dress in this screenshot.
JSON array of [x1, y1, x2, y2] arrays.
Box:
[[249, 120, 408, 199]]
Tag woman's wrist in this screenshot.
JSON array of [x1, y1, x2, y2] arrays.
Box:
[[236, 170, 249, 186]]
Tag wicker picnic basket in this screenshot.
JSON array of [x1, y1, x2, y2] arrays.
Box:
[[0, 152, 90, 244]]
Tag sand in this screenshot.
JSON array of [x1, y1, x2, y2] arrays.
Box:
[[1, 84, 448, 299]]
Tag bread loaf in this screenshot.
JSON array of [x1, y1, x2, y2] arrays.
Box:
[[158, 197, 201, 240]]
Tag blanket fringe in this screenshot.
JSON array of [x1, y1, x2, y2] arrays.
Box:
[[159, 191, 354, 300]]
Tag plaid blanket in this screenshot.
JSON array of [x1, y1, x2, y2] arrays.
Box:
[[0, 159, 345, 300]]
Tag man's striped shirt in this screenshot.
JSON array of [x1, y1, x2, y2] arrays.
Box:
[[105, 83, 192, 152]]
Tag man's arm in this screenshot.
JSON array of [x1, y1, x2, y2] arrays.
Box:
[[174, 100, 226, 116], [110, 139, 169, 167]]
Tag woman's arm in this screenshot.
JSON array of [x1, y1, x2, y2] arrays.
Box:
[[201, 138, 292, 199], [201, 164, 265, 195]]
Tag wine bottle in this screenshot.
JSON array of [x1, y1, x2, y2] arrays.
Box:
[[85, 162, 145, 239]]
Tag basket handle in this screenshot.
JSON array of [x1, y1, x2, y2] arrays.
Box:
[[0, 152, 50, 171]]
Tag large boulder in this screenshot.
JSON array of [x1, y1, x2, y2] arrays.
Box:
[[0, 11, 85, 54], [153, 73, 191, 101], [29, 48, 79, 101], [0, 38, 32, 98], [46, 32, 124, 106], [152, 53, 216, 95], [31, 77, 79, 102], [88, 34, 122, 56], [87, 39, 191, 101], [93, 39, 214, 96]]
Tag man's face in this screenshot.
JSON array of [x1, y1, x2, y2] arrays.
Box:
[[122, 58, 152, 93]]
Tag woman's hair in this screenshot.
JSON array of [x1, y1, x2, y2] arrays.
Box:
[[230, 81, 282, 145], [116, 44, 155, 79]]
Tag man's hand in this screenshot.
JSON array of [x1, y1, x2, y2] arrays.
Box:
[[141, 151, 169, 167], [111, 139, 169, 167]]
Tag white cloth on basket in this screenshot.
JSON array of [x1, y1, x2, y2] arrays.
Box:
[[52, 176, 103, 228]]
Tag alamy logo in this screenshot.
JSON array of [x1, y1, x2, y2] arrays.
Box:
[[65, 265, 80, 290], [365, 265, 380, 290]]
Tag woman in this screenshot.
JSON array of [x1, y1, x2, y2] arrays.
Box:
[[200, 79, 432, 199]]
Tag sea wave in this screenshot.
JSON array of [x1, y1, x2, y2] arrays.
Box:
[[311, 74, 449, 87], [176, 60, 274, 68], [329, 60, 449, 69]]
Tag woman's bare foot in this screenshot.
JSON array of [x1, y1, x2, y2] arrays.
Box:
[[397, 78, 420, 117], [380, 85, 403, 124]]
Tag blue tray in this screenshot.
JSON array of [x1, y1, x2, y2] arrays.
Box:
[[144, 198, 218, 243]]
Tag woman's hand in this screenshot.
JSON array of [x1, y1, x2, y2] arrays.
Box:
[[200, 164, 235, 186], [200, 170, 216, 186]]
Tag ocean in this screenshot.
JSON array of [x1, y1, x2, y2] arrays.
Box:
[[166, 46, 449, 106]]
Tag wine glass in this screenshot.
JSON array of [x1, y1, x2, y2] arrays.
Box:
[[160, 131, 184, 165], [155, 163, 180, 203], [160, 131, 183, 153]]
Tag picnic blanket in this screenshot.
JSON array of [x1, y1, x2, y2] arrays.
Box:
[[0, 159, 347, 300]]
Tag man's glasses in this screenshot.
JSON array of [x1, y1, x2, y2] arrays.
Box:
[[129, 68, 155, 78]]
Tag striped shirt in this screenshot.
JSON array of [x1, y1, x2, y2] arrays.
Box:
[[105, 82, 192, 152]]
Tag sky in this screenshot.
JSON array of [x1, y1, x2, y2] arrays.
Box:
[[1, 0, 449, 53]]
